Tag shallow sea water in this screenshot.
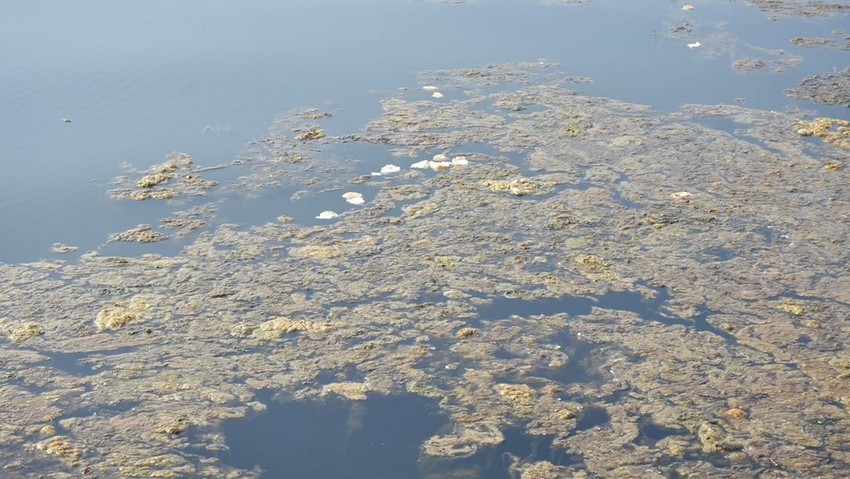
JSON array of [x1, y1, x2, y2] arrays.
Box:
[[2, 1, 850, 478]]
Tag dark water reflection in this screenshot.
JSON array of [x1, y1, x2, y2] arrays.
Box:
[[222, 393, 446, 479]]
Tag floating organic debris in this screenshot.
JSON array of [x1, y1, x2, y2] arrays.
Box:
[[51, 243, 79, 253], [137, 173, 171, 189], [296, 127, 327, 141], [108, 224, 167, 243], [786, 67, 850, 107], [322, 382, 372, 400], [796, 118, 850, 149], [790, 36, 836, 48], [483, 177, 553, 196], [94, 306, 137, 331], [252, 317, 337, 340], [109, 152, 219, 201], [61, 118, 72, 123], [8, 322, 45, 343], [298, 108, 333, 120]]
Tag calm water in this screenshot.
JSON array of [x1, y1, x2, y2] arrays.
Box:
[[1, 0, 847, 263]]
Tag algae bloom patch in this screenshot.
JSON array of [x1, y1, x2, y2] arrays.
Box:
[[95, 306, 137, 331]]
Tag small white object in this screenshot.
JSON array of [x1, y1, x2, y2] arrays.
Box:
[[370, 172, 382, 176], [432, 92, 444, 99], [411, 160, 430, 169], [432, 153, 449, 162], [670, 191, 693, 200], [342, 192, 365, 205], [422, 85, 439, 91], [451, 156, 468, 166], [316, 211, 339, 220], [429, 161, 451, 171], [687, 41, 701, 49], [380, 164, 401, 174]]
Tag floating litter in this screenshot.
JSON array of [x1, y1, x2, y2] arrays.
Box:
[[429, 161, 451, 171], [670, 191, 693, 200], [432, 92, 444, 99], [433, 153, 449, 162], [380, 164, 401, 174], [316, 211, 339, 219], [342, 192, 365, 205], [451, 156, 468, 166], [687, 41, 701, 49], [682, 4, 695, 11], [422, 85, 439, 91], [411, 160, 430, 169]]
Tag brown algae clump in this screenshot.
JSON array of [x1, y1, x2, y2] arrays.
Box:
[[95, 306, 137, 331], [296, 127, 327, 141], [110, 152, 219, 201], [109, 224, 167, 243], [8, 322, 45, 343], [136, 173, 171, 189], [796, 118, 850, 149]]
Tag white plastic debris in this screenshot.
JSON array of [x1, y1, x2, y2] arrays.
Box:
[[451, 156, 468, 166], [380, 164, 401, 174], [429, 161, 451, 171], [432, 92, 444, 99], [433, 153, 449, 162], [687, 41, 701, 49], [682, 4, 695, 11], [316, 211, 339, 219], [411, 160, 430, 169], [422, 85, 440, 91], [670, 191, 693, 200], [342, 192, 365, 205]]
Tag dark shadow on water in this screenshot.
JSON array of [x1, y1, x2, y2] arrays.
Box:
[[476, 287, 736, 342], [635, 416, 690, 446], [221, 392, 447, 479], [575, 406, 610, 431], [34, 346, 138, 376], [542, 332, 597, 384]]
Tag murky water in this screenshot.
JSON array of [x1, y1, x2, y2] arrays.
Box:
[[2, 1, 850, 478]]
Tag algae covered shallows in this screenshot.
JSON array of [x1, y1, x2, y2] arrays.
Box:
[[3, 61, 850, 479]]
